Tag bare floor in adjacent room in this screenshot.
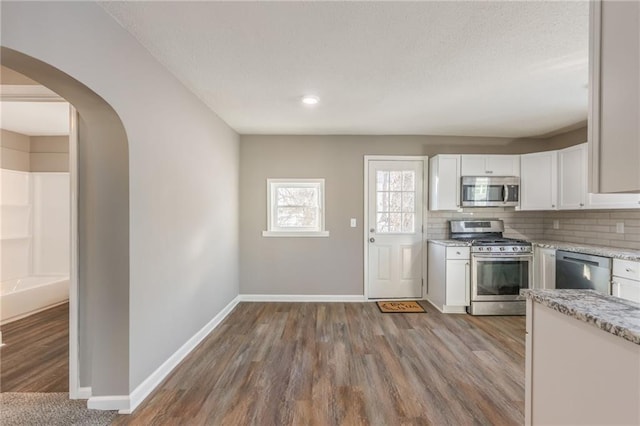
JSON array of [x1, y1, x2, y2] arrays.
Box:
[[0, 303, 69, 393]]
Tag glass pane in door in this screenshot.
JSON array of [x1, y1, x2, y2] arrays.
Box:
[[375, 170, 416, 234]]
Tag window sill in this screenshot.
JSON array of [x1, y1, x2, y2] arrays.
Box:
[[262, 231, 330, 238]]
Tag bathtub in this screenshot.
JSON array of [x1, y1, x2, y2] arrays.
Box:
[[1, 276, 69, 325]]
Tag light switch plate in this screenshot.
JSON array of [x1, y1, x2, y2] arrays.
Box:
[[616, 222, 624, 233], [553, 220, 560, 230], [350, 218, 357, 228]]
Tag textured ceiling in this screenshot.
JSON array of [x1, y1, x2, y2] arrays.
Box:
[[100, 1, 589, 137]]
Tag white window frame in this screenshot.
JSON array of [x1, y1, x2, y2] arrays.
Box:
[[262, 178, 329, 238]]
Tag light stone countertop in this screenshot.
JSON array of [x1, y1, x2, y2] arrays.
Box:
[[531, 240, 640, 262], [521, 289, 640, 345], [427, 239, 471, 247]]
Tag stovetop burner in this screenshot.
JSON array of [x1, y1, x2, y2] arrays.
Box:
[[449, 219, 532, 253], [471, 238, 530, 246]]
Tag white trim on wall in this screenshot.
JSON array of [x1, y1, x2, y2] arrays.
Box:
[[77, 387, 92, 399], [0, 84, 65, 102], [68, 106, 81, 399], [238, 294, 366, 302], [87, 395, 130, 412], [86, 295, 241, 414]]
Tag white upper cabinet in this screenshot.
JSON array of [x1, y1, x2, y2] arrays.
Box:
[[520, 151, 558, 211], [461, 155, 520, 177], [558, 144, 588, 210], [588, 192, 640, 209], [429, 155, 460, 211], [589, 0, 640, 193]]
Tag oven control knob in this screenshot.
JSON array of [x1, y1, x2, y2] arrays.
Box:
[[512, 247, 517, 251], [500, 247, 505, 251], [478, 247, 483, 251]]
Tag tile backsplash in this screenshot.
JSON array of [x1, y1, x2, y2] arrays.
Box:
[[427, 208, 640, 251], [427, 209, 546, 241], [542, 209, 640, 250]]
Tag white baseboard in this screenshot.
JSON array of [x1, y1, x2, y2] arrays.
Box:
[[424, 297, 467, 314], [125, 295, 241, 414], [87, 295, 241, 414], [75, 387, 92, 399], [238, 294, 366, 302], [87, 395, 129, 411]]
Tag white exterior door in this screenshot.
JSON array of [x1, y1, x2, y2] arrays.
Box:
[[367, 159, 424, 299]]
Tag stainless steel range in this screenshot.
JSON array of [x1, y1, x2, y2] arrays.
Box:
[[450, 219, 532, 315]]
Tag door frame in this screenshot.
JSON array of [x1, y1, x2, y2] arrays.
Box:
[[363, 155, 429, 300], [68, 106, 82, 398]]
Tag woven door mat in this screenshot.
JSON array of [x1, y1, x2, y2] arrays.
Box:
[[376, 301, 426, 313]]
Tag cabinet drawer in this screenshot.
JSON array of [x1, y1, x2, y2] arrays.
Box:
[[611, 276, 640, 303], [446, 246, 470, 259], [612, 259, 640, 281]]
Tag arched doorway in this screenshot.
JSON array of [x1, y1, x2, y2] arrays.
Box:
[[1, 47, 130, 399]]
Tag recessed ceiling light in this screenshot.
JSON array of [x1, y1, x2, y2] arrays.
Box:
[[301, 95, 319, 106]]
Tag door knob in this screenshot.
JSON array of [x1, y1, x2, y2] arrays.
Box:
[[370, 228, 375, 233], [369, 237, 375, 243]]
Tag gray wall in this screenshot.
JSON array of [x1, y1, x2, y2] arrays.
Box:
[[0, 64, 38, 84], [1, 128, 30, 171], [2, 1, 240, 395], [0, 130, 70, 172], [544, 126, 588, 151], [30, 136, 69, 172], [240, 135, 546, 296]]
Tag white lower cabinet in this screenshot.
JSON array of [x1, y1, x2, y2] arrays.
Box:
[[612, 259, 640, 303], [611, 277, 640, 303], [446, 259, 470, 306], [427, 242, 470, 313], [533, 247, 556, 290], [525, 299, 640, 425]]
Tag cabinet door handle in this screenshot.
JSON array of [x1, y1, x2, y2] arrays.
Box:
[[486, 170, 493, 174], [551, 204, 555, 208], [579, 203, 584, 207], [626, 268, 634, 272]]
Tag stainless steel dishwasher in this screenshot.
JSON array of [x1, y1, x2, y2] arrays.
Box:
[[555, 250, 612, 295]]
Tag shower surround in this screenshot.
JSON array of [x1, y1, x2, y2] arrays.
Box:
[[1, 168, 70, 327]]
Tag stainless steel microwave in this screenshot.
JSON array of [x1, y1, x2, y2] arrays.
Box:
[[461, 176, 520, 207]]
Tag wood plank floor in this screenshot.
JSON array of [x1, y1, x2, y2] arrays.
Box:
[[0, 302, 69, 392], [115, 302, 525, 425]]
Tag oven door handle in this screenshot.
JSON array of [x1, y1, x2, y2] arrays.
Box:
[[472, 253, 533, 259]]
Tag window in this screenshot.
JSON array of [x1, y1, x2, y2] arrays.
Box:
[[262, 179, 329, 237], [375, 170, 415, 233]]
